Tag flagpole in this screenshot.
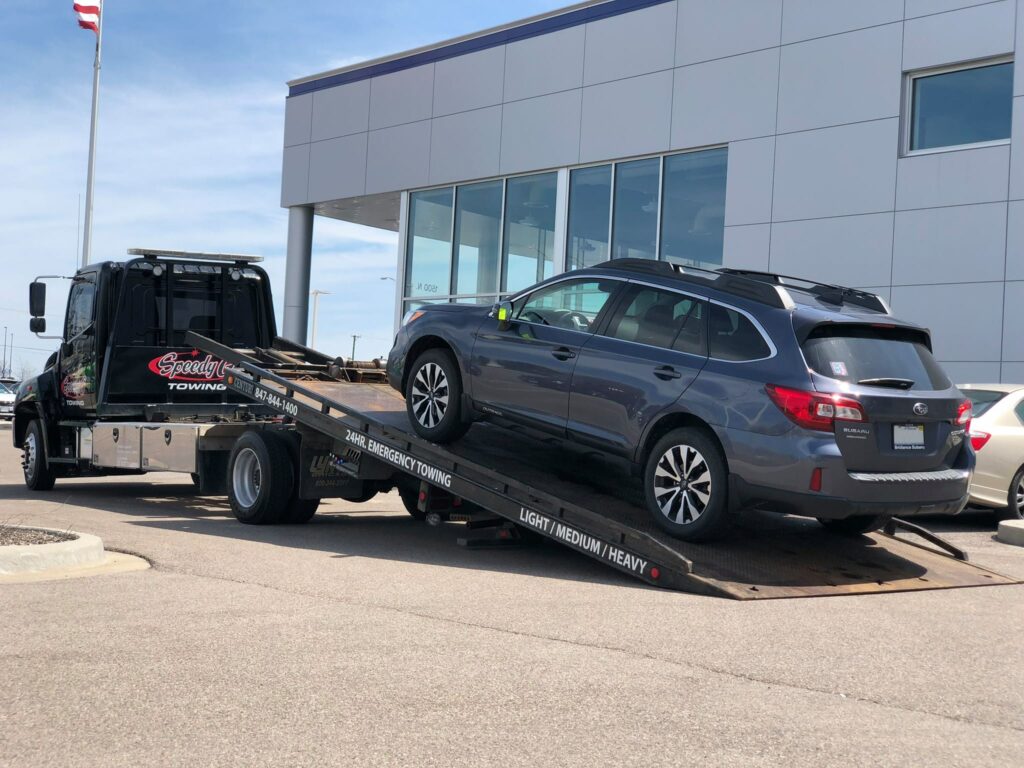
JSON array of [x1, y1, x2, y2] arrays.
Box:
[[81, 3, 104, 267]]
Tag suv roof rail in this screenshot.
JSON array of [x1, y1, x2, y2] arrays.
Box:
[[593, 258, 792, 309], [717, 268, 889, 314], [127, 248, 264, 264]]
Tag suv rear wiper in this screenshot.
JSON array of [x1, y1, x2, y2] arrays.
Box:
[[857, 377, 915, 390]]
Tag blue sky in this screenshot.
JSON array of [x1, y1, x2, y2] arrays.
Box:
[[0, 0, 567, 373]]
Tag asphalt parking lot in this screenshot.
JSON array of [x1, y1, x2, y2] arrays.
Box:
[[1, 425, 1023, 767]]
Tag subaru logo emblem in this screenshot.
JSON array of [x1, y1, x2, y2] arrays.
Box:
[[913, 403, 928, 416]]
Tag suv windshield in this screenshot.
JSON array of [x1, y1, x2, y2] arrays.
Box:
[[964, 389, 1007, 417], [802, 325, 951, 391]]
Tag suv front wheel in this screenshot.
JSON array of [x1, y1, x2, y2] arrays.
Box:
[[643, 428, 731, 542]]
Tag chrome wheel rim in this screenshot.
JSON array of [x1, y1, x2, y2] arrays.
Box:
[[410, 362, 449, 429], [653, 444, 712, 525], [23, 432, 37, 479], [232, 447, 262, 508]]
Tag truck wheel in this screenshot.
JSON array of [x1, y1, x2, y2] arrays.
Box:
[[818, 515, 891, 535], [643, 428, 731, 542], [405, 349, 469, 444], [398, 484, 426, 521], [228, 431, 293, 525], [23, 420, 56, 491], [282, 497, 320, 524]]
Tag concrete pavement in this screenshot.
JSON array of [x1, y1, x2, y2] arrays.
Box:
[[1, 427, 1022, 767]]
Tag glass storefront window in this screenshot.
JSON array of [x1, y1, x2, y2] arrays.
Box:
[[660, 147, 728, 268], [405, 187, 453, 299], [567, 165, 612, 270], [502, 172, 557, 293], [611, 158, 660, 261], [452, 180, 503, 296]]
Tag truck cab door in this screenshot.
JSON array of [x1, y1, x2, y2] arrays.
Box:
[[58, 276, 99, 417]]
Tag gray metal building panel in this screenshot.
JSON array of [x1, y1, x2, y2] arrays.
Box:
[[722, 223, 771, 272], [280, 144, 310, 207], [670, 49, 779, 148], [896, 145, 1011, 209], [892, 282, 1004, 361], [503, 24, 586, 102], [675, 0, 782, 66], [283, 93, 312, 148], [905, 1, 997, 19], [499, 90, 583, 174], [311, 80, 370, 142], [583, 2, 677, 85], [781, 0, 902, 44], [368, 64, 435, 130], [579, 71, 673, 163], [1007, 201, 1024, 279], [1010, 97, 1024, 197], [772, 119, 899, 222], [1003, 281, 1024, 359], [428, 106, 502, 185], [433, 47, 505, 117], [777, 24, 903, 134], [723, 137, 775, 227], [366, 121, 431, 194], [770, 213, 895, 289], [902, 1, 1014, 70], [892, 203, 1008, 285], [308, 133, 368, 202]]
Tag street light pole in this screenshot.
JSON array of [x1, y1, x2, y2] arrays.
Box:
[[309, 289, 331, 349], [350, 334, 361, 361]]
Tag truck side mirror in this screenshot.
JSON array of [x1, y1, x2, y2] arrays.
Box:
[[492, 300, 514, 332], [29, 317, 46, 334], [29, 281, 46, 318]]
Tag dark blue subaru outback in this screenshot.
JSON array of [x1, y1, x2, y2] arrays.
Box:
[[387, 260, 973, 541]]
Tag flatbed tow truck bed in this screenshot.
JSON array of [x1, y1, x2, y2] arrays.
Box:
[[192, 333, 1019, 600]]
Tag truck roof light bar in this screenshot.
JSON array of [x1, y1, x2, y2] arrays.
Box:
[[127, 248, 264, 264]]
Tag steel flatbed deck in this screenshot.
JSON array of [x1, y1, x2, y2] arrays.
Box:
[[189, 333, 1019, 600]]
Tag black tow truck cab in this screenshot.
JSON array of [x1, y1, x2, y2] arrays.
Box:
[[14, 249, 377, 506]]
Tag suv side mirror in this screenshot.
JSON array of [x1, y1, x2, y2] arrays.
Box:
[[29, 317, 46, 333], [492, 300, 514, 331], [29, 281, 46, 318]]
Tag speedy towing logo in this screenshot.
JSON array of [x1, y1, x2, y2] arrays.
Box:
[[148, 350, 228, 391]]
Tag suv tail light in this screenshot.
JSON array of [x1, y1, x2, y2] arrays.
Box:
[[766, 385, 865, 432], [956, 400, 972, 433], [969, 431, 991, 451]]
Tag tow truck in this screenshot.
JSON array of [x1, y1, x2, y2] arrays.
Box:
[[14, 250, 1018, 599]]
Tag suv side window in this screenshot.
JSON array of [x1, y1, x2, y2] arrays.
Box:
[[65, 279, 96, 340], [605, 287, 707, 355], [708, 304, 771, 361], [516, 279, 617, 333]]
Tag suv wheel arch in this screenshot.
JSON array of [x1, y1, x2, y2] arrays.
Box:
[[637, 412, 728, 474]]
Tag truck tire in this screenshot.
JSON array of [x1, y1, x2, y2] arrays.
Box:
[[228, 431, 293, 525], [282, 498, 320, 525], [23, 420, 56, 492], [643, 428, 731, 542], [405, 349, 469, 444], [817, 515, 891, 535], [398, 484, 426, 521]]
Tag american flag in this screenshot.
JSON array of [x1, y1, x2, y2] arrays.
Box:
[[74, 2, 102, 34]]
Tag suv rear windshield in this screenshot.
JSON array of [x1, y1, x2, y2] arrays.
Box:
[[964, 389, 1007, 417], [802, 325, 951, 391]]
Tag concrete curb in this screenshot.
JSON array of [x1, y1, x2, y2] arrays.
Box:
[[0, 527, 105, 575], [997, 520, 1024, 547]]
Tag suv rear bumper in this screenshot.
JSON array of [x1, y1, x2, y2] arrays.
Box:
[[730, 475, 969, 520]]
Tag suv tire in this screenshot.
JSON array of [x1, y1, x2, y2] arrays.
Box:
[[643, 428, 731, 542], [405, 349, 469, 444], [23, 420, 56, 491], [818, 514, 891, 535], [228, 431, 293, 525]]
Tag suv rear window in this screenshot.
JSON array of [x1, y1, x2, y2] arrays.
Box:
[[802, 325, 951, 391]]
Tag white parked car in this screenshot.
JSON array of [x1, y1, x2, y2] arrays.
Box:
[[0, 382, 14, 421], [959, 383, 1024, 521]]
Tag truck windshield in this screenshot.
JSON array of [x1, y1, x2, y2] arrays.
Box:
[[116, 261, 268, 348], [802, 325, 951, 392], [0, 383, 12, 394]]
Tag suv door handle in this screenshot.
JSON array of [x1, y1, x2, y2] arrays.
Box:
[[654, 365, 682, 380], [551, 347, 577, 361]]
